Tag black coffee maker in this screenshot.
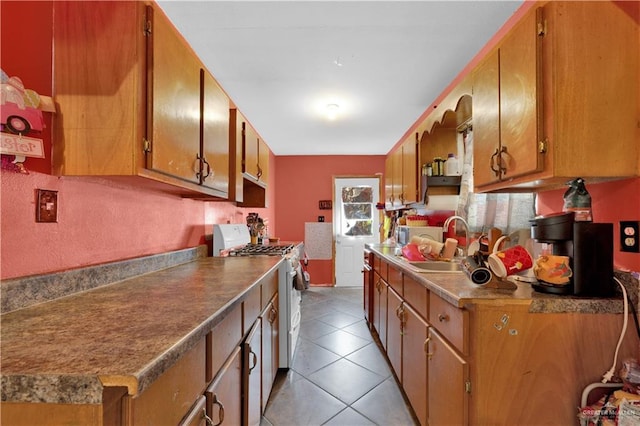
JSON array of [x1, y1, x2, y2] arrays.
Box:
[[530, 212, 614, 297]]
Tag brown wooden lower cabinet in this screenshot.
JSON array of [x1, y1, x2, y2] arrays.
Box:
[[372, 273, 388, 350], [366, 256, 639, 425], [128, 338, 207, 426], [180, 396, 207, 426], [386, 286, 403, 379], [261, 295, 279, 412], [243, 318, 262, 426], [402, 303, 429, 426], [426, 328, 468, 426], [205, 347, 242, 426]]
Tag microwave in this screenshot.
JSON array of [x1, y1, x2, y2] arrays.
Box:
[[397, 225, 443, 246]]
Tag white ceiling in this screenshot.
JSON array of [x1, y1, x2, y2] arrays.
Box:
[[157, 1, 523, 156]]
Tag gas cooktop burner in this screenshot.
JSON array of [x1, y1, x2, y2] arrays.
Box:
[[229, 243, 295, 257]]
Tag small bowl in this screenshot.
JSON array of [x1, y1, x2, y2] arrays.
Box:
[[268, 237, 280, 243]]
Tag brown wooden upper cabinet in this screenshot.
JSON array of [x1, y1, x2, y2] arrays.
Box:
[[237, 110, 269, 207], [242, 122, 270, 185], [385, 133, 418, 209], [53, 2, 231, 199], [472, 8, 542, 188], [472, 2, 639, 191]]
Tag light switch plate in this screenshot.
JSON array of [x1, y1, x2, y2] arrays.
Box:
[[36, 189, 58, 223], [620, 221, 639, 253]]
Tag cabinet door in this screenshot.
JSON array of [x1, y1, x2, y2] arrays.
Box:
[[149, 5, 201, 184], [243, 319, 262, 426], [384, 156, 394, 208], [427, 329, 468, 426], [201, 69, 230, 194], [206, 346, 242, 426], [401, 136, 418, 205], [260, 296, 279, 411], [392, 148, 403, 208], [257, 139, 269, 183], [473, 8, 541, 188], [546, 1, 639, 179], [363, 262, 372, 324], [402, 304, 429, 426], [53, 1, 146, 176], [243, 121, 260, 180], [498, 8, 542, 181], [472, 50, 501, 187], [372, 275, 388, 349], [386, 287, 403, 380]]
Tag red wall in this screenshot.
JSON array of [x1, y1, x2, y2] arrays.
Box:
[[536, 178, 640, 271], [274, 156, 385, 284], [2, 1, 638, 282], [0, 1, 276, 280]]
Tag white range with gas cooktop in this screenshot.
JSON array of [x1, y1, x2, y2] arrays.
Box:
[[213, 224, 302, 369]]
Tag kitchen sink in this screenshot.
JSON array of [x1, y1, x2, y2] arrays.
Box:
[[405, 260, 463, 273]]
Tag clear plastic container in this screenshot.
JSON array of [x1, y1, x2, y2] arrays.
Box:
[[444, 153, 459, 176]]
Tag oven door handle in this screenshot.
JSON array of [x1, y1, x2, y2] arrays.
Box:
[[291, 309, 302, 330]]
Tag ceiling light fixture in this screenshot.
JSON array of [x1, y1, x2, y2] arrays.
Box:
[[326, 103, 339, 120]]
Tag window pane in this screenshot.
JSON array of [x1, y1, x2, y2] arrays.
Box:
[[342, 186, 372, 203], [343, 203, 372, 220], [344, 220, 372, 236]]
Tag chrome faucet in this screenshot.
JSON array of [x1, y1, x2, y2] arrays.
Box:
[[443, 215, 470, 257]]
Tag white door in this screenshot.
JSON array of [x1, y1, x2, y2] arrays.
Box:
[[333, 177, 381, 287]]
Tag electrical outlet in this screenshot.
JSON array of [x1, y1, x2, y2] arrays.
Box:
[[36, 189, 58, 223], [620, 221, 640, 253]]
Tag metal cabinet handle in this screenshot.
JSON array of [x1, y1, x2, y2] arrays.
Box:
[[256, 164, 262, 179], [490, 146, 509, 177], [490, 148, 500, 176], [209, 394, 225, 426], [424, 337, 433, 359], [269, 306, 277, 323], [438, 313, 449, 322], [249, 350, 258, 373], [202, 157, 211, 179], [498, 145, 508, 175]]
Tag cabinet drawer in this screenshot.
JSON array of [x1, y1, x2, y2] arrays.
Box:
[[207, 304, 243, 382], [388, 264, 403, 295], [243, 285, 261, 335], [403, 275, 428, 320], [429, 294, 468, 355], [179, 395, 207, 426], [131, 338, 207, 425], [260, 269, 278, 309], [374, 255, 387, 281]]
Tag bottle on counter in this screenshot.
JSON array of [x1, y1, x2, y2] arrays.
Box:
[[433, 157, 444, 176], [444, 153, 460, 176]]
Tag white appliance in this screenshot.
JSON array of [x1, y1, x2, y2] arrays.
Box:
[[212, 224, 302, 369], [396, 225, 444, 246]]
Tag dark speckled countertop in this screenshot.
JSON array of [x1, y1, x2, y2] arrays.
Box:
[[367, 244, 637, 313], [1, 256, 282, 404]]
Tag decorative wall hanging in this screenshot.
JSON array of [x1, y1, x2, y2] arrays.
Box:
[[319, 200, 332, 210], [1, 68, 55, 174]]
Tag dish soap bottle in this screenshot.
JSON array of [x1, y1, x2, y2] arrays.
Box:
[[444, 153, 460, 176], [563, 177, 592, 222]]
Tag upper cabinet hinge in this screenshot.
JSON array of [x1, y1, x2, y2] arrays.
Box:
[[538, 139, 548, 154], [537, 14, 547, 37], [465, 381, 472, 394], [143, 139, 151, 153], [144, 19, 152, 37]]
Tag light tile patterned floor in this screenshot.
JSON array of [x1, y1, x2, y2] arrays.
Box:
[[262, 287, 418, 426]]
